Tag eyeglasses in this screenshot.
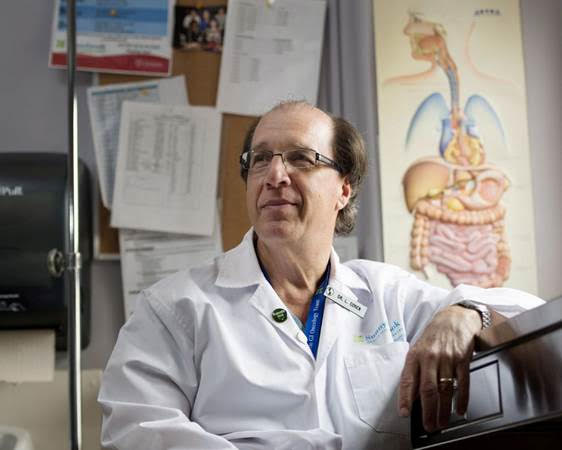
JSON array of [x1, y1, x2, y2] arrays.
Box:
[[240, 148, 341, 174]]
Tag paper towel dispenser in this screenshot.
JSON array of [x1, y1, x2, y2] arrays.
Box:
[[0, 153, 91, 350]]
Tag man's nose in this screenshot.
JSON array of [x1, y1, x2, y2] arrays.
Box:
[[264, 154, 291, 187]]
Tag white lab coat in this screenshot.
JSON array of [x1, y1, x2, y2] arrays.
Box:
[[99, 229, 543, 450]]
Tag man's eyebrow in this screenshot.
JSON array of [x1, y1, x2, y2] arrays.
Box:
[[249, 143, 270, 152], [250, 143, 316, 152]]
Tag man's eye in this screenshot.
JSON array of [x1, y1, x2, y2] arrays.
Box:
[[287, 151, 314, 165], [252, 153, 270, 165]]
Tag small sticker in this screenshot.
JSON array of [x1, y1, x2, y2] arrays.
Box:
[[325, 285, 367, 318]]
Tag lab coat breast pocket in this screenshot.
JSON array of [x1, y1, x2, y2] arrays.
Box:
[[344, 341, 410, 435]]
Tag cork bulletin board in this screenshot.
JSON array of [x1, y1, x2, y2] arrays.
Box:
[[95, 0, 255, 257]]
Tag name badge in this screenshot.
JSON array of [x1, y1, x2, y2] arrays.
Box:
[[325, 285, 367, 318]]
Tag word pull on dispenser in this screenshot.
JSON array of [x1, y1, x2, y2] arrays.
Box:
[[0, 153, 91, 349]]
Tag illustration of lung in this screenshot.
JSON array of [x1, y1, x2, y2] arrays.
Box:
[[399, 12, 511, 288]]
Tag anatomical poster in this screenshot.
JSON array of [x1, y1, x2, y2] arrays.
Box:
[[373, 0, 538, 293]]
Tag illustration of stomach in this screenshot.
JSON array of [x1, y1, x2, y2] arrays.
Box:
[[396, 12, 512, 288]]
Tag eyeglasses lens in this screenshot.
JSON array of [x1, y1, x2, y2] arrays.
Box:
[[249, 149, 316, 171]]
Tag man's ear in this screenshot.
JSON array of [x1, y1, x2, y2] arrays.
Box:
[[337, 177, 352, 211]]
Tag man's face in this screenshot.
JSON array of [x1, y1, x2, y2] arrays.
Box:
[[246, 106, 351, 245]]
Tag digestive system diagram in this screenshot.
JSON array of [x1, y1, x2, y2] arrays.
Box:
[[397, 12, 511, 288]]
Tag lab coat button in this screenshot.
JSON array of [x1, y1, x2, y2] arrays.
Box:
[[297, 332, 308, 344], [272, 308, 287, 323]]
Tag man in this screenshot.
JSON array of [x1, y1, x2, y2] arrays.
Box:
[[99, 101, 542, 449]]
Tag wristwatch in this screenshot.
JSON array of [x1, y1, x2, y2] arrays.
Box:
[[457, 300, 492, 329]]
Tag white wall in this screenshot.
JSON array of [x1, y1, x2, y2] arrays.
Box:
[[0, 0, 560, 369], [520, 0, 562, 301]]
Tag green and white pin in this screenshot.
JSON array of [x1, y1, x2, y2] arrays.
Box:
[[272, 308, 288, 323]]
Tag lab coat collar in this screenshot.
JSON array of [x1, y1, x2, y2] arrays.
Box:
[[329, 249, 371, 297], [216, 228, 372, 297], [215, 228, 374, 366], [216, 229, 315, 362], [215, 228, 264, 288]]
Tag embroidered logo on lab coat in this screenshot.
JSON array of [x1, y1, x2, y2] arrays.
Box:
[[354, 320, 405, 344], [390, 320, 405, 341], [353, 322, 386, 344]]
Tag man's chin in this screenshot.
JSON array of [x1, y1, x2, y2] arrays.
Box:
[[254, 221, 299, 242]]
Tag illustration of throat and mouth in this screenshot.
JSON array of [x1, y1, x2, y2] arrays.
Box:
[[400, 12, 511, 288]]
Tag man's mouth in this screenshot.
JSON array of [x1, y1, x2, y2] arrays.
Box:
[[260, 199, 296, 209]]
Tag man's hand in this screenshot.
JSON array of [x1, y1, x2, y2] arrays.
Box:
[[398, 305, 482, 432]]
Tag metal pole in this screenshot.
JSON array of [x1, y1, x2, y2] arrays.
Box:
[[66, 0, 82, 449]]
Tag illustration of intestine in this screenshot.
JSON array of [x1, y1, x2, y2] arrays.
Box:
[[398, 12, 511, 288]]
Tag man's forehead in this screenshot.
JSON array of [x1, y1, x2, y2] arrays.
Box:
[[252, 105, 333, 148], [260, 103, 331, 124]]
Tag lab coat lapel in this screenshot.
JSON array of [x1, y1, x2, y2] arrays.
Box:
[[315, 285, 344, 370], [215, 230, 378, 366], [215, 229, 262, 288], [315, 279, 362, 370], [216, 229, 314, 361], [248, 283, 314, 363], [315, 252, 372, 370]]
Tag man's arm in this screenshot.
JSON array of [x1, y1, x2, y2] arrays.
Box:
[[398, 298, 535, 432], [99, 291, 237, 450]]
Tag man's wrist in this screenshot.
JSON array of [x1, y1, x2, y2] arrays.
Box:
[[456, 300, 492, 330]]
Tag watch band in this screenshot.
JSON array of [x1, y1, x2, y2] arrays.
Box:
[[457, 300, 492, 329]]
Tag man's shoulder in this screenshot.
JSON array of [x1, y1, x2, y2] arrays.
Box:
[[144, 254, 223, 306], [142, 234, 255, 307], [342, 258, 414, 282]]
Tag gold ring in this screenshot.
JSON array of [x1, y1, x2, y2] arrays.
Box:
[[438, 377, 458, 390]]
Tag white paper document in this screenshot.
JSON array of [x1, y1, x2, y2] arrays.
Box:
[[217, 0, 326, 116], [87, 76, 188, 208], [119, 224, 223, 318], [111, 101, 222, 235]]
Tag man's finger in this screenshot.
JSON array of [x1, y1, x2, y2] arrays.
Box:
[[455, 360, 471, 415], [437, 374, 455, 428], [398, 351, 420, 417], [419, 357, 439, 432]]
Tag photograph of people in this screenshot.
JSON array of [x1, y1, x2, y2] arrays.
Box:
[[175, 5, 226, 52]]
